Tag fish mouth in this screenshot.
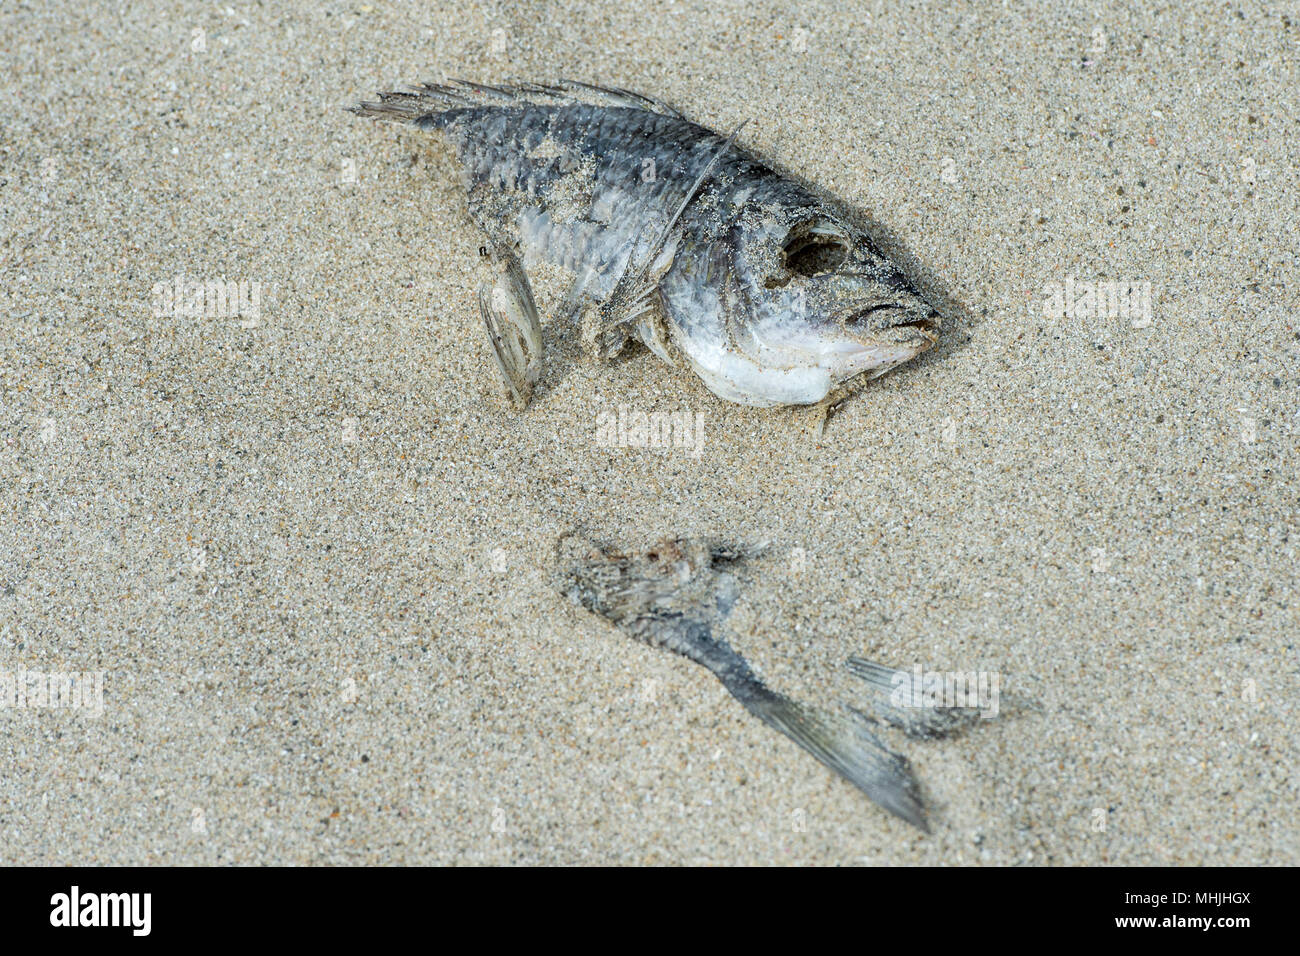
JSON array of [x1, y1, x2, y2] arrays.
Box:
[[815, 304, 939, 385], [843, 304, 941, 346], [889, 312, 941, 339]]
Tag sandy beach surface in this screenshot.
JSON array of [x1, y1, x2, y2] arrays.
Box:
[[1, 0, 1295, 864]]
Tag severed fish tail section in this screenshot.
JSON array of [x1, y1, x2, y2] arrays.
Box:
[[555, 535, 930, 830]]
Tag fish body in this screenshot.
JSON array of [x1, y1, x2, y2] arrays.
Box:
[[353, 80, 939, 407]]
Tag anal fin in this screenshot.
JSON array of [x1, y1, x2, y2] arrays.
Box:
[[478, 248, 543, 409]]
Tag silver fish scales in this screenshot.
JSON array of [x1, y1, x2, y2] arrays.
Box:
[[352, 79, 940, 413]]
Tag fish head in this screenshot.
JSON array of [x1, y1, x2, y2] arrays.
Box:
[[661, 200, 939, 406], [735, 205, 939, 392]]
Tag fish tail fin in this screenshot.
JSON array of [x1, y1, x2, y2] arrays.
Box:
[[736, 682, 929, 831]]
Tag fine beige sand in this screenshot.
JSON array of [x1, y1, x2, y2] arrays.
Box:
[[1, 1, 1295, 864]]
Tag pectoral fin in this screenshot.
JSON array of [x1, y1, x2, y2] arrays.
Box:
[[581, 234, 678, 360]]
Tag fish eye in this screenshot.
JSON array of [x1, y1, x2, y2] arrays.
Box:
[[786, 234, 849, 276], [765, 223, 851, 287]]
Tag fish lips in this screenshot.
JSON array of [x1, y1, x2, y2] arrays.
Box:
[[838, 301, 940, 347], [818, 303, 940, 381]]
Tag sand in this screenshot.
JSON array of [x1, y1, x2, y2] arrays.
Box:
[[1, 0, 1295, 864]]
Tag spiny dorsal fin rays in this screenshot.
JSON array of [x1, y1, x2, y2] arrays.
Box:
[[347, 91, 426, 121], [418, 78, 518, 102], [502, 78, 687, 118], [354, 78, 688, 121]]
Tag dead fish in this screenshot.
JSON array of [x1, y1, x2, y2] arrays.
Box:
[[351, 79, 940, 414], [554, 535, 978, 831]]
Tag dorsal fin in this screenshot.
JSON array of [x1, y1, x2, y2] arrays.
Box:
[[507, 79, 686, 118], [350, 77, 687, 123]]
